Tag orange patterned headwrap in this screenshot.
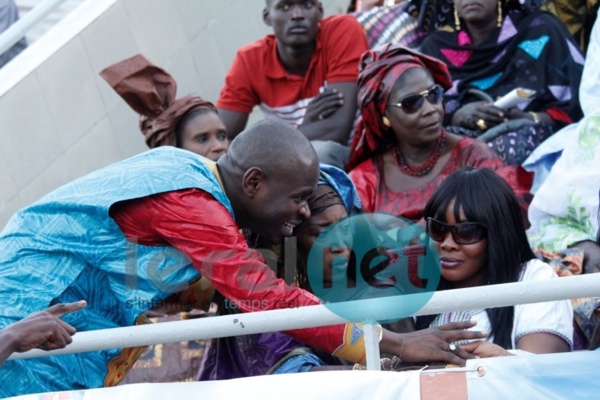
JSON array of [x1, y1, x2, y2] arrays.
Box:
[[100, 54, 216, 148]]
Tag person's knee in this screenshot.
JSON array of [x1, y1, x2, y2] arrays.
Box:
[[311, 140, 350, 170]]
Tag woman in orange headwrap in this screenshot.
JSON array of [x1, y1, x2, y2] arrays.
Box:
[[347, 44, 532, 226], [100, 54, 228, 161]]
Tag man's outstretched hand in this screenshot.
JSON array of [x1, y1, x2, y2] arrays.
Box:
[[0, 300, 87, 365]]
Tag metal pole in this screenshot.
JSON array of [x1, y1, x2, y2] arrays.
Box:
[[8, 273, 600, 361], [0, 0, 69, 56]]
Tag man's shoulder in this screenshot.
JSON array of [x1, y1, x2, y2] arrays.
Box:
[[235, 34, 276, 59], [318, 14, 368, 56]]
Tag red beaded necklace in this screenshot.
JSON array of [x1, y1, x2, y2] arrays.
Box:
[[395, 130, 446, 177]]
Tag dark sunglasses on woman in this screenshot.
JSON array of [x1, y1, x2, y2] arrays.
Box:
[[388, 84, 444, 114], [426, 217, 486, 245]]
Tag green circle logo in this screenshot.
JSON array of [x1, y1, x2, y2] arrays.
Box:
[[306, 212, 440, 323]]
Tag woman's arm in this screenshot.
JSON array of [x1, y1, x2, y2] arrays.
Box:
[[516, 332, 571, 353], [512, 260, 574, 353]]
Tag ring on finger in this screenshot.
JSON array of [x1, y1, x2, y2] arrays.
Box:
[[476, 118, 487, 130], [318, 113, 324, 120], [448, 343, 457, 352]]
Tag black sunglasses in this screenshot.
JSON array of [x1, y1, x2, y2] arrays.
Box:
[[426, 217, 486, 245], [388, 85, 444, 114]]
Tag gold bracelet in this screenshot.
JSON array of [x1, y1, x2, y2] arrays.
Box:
[[353, 363, 367, 370], [528, 111, 540, 123]]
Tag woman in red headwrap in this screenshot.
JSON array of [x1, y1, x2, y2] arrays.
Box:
[[347, 44, 532, 225], [100, 54, 229, 161]]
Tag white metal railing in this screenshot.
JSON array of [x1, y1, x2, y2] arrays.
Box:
[[0, 0, 69, 56], [8, 273, 600, 371]]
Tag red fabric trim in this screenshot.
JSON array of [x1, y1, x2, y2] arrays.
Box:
[[546, 107, 572, 125], [111, 189, 353, 356]]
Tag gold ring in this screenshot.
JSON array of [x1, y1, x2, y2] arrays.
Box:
[[476, 118, 487, 130]]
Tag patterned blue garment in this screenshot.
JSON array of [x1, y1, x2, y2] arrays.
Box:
[[0, 147, 232, 398], [318, 163, 362, 214], [271, 352, 324, 374]]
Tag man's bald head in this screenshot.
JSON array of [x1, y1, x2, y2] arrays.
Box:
[[218, 119, 320, 242], [226, 119, 318, 177]]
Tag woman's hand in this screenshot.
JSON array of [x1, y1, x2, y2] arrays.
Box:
[[451, 101, 506, 131], [504, 107, 530, 121], [380, 321, 487, 366], [459, 341, 513, 358], [571, 240, 600, 274]]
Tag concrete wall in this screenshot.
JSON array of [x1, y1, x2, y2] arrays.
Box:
[[0, 0, 351, 227]]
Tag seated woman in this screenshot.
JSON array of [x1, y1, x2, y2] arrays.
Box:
[[197, 165, 486, 379], [416, 167, 573, 356], [525, 15, 600, 350], [527, 116, 600, 350], [347, 44, 531, 224], [100, 54, 229, 161], [418, 0, 584, 165]]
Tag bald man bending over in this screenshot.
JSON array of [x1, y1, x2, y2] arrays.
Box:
[[0, 120, 481, 397]]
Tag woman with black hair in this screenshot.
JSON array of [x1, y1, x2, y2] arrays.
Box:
[[416, 167, 573, 355]]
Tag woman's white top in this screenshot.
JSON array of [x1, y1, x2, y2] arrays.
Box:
[[430, 259, 574, 349]]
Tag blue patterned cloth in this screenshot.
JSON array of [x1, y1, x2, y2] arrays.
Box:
[[272, 353, 324, 374], [0, 147, 231, 397], [318, 164, 362, 214]]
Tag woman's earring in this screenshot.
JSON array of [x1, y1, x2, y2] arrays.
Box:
[[383, 116, 392, 127], [497, 0, 503, 27], [454, 7, 461, 31]]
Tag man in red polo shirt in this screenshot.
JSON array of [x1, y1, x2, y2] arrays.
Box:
[[217, 0, 368, 169]]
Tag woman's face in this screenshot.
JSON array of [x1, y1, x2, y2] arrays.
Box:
[[296, 203, 351, 287], [433, 200, 488, 289], [180, 111, 229, 161], [385, 67, 445, 148], [454, 0, 498, 26]]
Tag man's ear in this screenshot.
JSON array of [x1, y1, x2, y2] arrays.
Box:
[[317, 1, 324, 19], [242, 167, 265, 197], [263, 7, 272, 27]]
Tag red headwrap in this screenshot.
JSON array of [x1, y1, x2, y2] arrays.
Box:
[[347, 44, 452, 170], [100, 54, 216, 148]]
